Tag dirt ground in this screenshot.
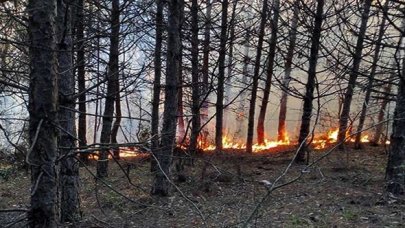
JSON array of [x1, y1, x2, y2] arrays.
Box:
[[0, 144, 404, 227]]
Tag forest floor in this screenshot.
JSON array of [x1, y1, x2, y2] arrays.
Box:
[[0, 144, 404, 227]]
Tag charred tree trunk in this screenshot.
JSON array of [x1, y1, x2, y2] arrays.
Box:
[[386, 58, 405, 195], [151, 0, 181, 196], [57, 0, 80, 222], [27, 0, 58, 226], [215, 0, 228, 151], [337, 0, 372, 147], [296, 0, 325, 162], [354, 1, 388, 149], [246, 0, 268, 153], [189, 0, 200, 155], [111, 77, 122, 159], [278, 0, 299, 142], [201, 0, 211, 132], [177, 0, 185, 143], [257, 0, 280, 145], [97, 0, 120, 178], [76, 0, 87, 163], [151, 0, 164, 172]]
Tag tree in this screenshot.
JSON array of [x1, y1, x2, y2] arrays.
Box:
[[151, 0, 182, 196], [27, 0, 59, 226], [257, 0, 281, 145], [386, 58, 405, 195], [354, 0, 389, 149], [151, 0, 164, 172], [57, 0, 80, 222], [97, 0, 120, 178], [337, 0, 372, 147], [246, 0, 269, 153], [278, 0, 300, 142], [296, 0, 325, 162], [75, 0, 88, 164], [189, 0, 200, 155], [215, 0, 229, 151]]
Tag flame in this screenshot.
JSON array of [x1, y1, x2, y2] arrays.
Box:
[[198, 133, 290, 153]]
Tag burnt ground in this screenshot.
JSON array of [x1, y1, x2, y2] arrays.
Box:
[[0, 144, 404, 227]]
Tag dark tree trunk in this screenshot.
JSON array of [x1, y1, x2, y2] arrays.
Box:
[[215, 0, 229, 151], [337, 0, 372, 147], [354, 0, 388, 149], [257, 0, 280, 145], [246, 0, 268, 153], [177, 0, 185, 143], [189, 0, 200, 155], [151, 0, 164, 172], [151, 0, 182, 196], [278, 0, 299, 142], [97, 0, 120, 178], [224, 1, 238, 129], [296, 0, 325, 162], [57, 0, 80, 222], [111, 76, 122, 159], [386, 58, 405, 195], [76, 0, 88, 163], [201, 0, 211, 132], [27, 0, 59, 226]]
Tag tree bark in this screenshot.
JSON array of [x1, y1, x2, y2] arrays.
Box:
[[57, 0, 80, 222], [278, 0, 299, 142], [257, 0, 280, 145], [27, 0, 59, 226], [189, 0, 200, 155], [76, 0, 88, 163], [337, 0, 372, 147], [386, 58, 405, 195], [296, 0, 325, 162], [151, 0, 182, 196], [201, 0, 211, 133], [215, 0, 229, 151], [246, 0, 268, 153], [111, 76, 122, 159], [354, 0, 388, 149], [151, 0, 164, 172], [97, 0, 120, 178]]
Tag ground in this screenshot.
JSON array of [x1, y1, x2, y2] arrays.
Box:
[[0, 144, 404, 227]]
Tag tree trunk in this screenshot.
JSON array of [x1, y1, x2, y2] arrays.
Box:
[[257, 0, 280, 145], [111, 76, 122, 159], [337, 0, 372, 147], [354, 0, 388, 149], [189, 0, 200, 155], [97, 0, 120, 178], [76, 0, 88, 163], [386, 57, 405, 195], [224, 1, 238, 130], [201, 0, 211, 133], [177, 0, 185, 143], [246, 0, 268, 153], [151, 0, 164, 172], [27, 0, 58, 226], [215, 0, 229, 151], [57, 0, 80, 222], [278, 0, 299, 142], [296, 0, 325, 162], [151, 0, 182, 196]]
